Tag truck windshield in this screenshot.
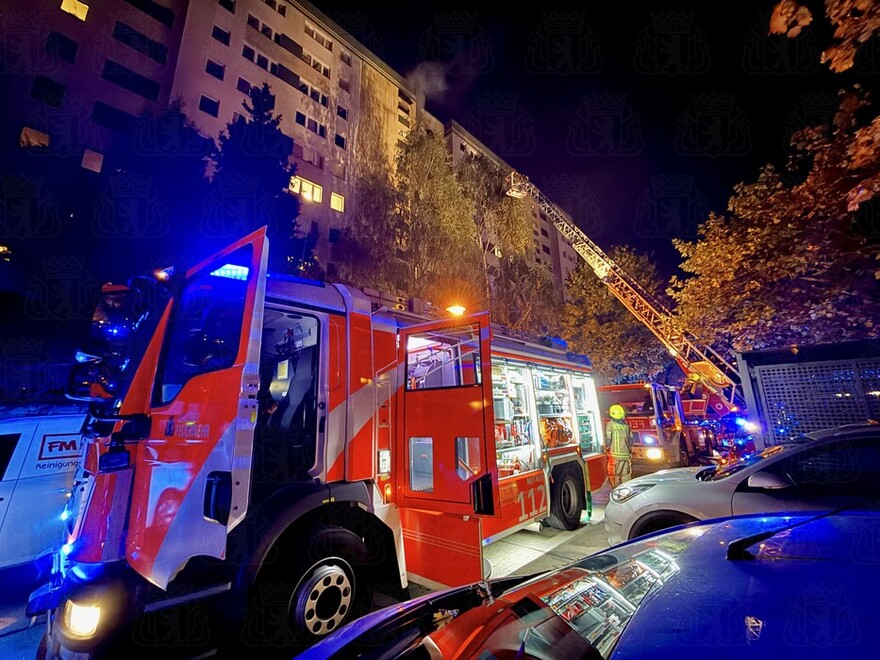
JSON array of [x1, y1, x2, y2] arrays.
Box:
[[151, 246, 251, 406]]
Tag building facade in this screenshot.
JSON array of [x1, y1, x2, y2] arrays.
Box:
[[1, 0, 574, 293], [2, 0, 189, 172]]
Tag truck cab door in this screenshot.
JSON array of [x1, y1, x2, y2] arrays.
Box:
[[395, 314, 499, 588], [126, 228, 268, 589]]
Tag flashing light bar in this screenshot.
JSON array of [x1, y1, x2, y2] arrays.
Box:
[[210, 264, 249, 280]]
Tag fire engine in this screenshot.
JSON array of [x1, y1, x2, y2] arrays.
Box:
[[596, 383, 718, 473], [504, 172, 748, 449], [28, 228, 608, 657]]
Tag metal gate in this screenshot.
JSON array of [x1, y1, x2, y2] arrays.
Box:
[[754, 358, 880, 444]]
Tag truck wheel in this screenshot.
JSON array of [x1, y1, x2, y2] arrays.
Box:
[[678, 437, 691, 467], [545, 469, 585, 531], [243, 524, 368, 655]]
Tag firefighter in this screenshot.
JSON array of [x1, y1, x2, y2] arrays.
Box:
[[605, 404, 634, 488]]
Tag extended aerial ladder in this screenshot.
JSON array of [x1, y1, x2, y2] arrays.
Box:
[[504, 171, 744, 418]]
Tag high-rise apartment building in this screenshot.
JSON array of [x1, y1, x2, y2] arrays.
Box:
[[170, 0, 423, 277], [2, 0, 189, 172], [1, 0, 574, 294]]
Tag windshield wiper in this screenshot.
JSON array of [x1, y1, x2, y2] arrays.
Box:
[[726, 496, 880, 561]]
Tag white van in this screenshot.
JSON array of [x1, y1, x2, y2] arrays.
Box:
[[0, 412, 87, 570]]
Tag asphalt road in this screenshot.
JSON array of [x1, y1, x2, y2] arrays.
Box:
[[0, 483, 615, 659]]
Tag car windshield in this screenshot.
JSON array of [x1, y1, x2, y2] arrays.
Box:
[[699, 443, 797, 481], [491, 527, 705, 658]]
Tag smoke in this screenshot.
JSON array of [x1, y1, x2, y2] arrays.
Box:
[[406, 61, 448, 106]]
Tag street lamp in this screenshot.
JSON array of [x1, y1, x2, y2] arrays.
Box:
[[446, 304, 466, 317]]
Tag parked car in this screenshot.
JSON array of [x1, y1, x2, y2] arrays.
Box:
[[0, 412, 86, 573], [299, 501, 880, 658], [604, 420, 880, 545]]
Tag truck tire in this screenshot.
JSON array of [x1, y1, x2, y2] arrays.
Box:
[[678, 437, 691, 467], [243, 524, 369, 656], [544, 469, 585, 531]]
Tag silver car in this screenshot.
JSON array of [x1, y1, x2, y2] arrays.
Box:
[[604, 421, 880, 545]]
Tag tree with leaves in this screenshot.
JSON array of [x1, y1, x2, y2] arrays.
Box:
[[392, 123, 481, 302], [491, 255, 564, 335], [770, 0, 880, 73], [669, 88, 880, 354], [562, 247, 671, 383], [208, 83, 317, 276], [455, 154, 532, 307]]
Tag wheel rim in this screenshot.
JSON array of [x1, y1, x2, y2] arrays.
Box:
[[560, 478, 578, 517], [292, 561, 354, 636]]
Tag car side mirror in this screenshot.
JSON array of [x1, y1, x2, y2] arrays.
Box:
[[747, 472, 792, 490]]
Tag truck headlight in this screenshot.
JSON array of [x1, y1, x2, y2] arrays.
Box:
[[610, 483, 655, 504], [64, 600, 101, 638], [645, 447, 663, 460]]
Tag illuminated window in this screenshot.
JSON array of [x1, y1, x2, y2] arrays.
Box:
[[19, 127, 50, 149], [60, 0, 88, 21], [289, 176, 322, 203], [330, 192, 344, 212], [81, 149, 104, 173]]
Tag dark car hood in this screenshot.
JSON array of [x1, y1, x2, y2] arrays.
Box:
[[301, 509, 880, 659]]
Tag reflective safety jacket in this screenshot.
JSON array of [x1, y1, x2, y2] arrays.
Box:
[[605, 419, 633, 458]]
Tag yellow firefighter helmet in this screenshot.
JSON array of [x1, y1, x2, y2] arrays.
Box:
[[609, 404, 626, 420]]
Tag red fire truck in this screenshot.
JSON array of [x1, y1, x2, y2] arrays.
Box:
[[596, 383, 718, 473], [28, 228, 607, 657]]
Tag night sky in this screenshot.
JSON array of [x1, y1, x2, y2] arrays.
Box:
[[323, 1, 870, 277]]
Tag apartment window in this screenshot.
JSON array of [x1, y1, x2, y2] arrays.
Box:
[[330, 193, 345, 212], [124, 0, 175, 28], [60, 0, 88, 21], [337, 105, 348, 120], [20, 127, 50, 149], [334, 134, 346, 150], [81, 149, 104, 173], [30, 76, 65, 107], [256, 54, 268, 70], [341, 51, 351, 66], [295, 111, 305, 126], [277, 4, 286, 17], [542, 245, 551, 254], [218, 0, 235, 13], [289, 176, 323, 203], [398, 115, 410, 128], [205, 59, 225, 80], [199, 95, 220, 117], [302, 50, 330, 77], [247, 13, 260, 29], [540, 228, 548, 237], [212, 25, 231, 45], [102, 60, 160, 100], [339, 78, 350, 93], [91, 101, 137, 131], [242, 45, 255, 61], [304, 24, 332, 51], [236, 77, 252, 94], [263, 0, 276, 9], [113, 22, 168, 63], [45, 31, 78, 63]]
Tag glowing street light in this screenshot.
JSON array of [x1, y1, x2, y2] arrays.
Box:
[[446, 304, 466, 317]]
